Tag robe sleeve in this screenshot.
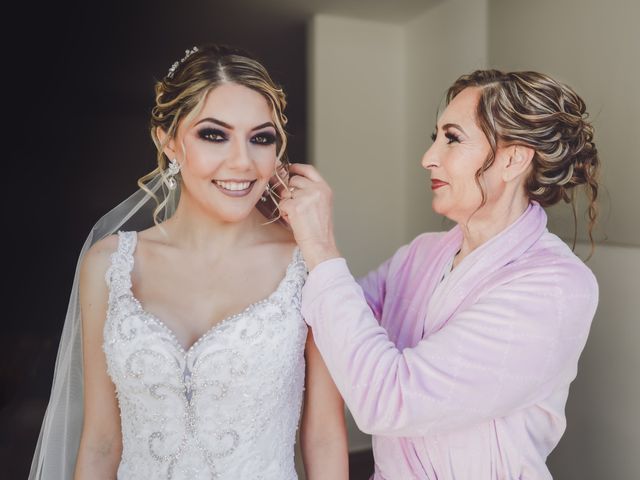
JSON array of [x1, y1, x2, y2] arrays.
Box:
[[301, 257, 598, 437], [355, 244, 409, 321]]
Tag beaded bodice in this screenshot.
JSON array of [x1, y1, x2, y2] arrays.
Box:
[[102, 231, 308, 479]]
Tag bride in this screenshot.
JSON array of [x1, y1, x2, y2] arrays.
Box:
[[30, 44, 348, 479]]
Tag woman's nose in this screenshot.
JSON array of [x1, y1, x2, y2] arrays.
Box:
[[421, 144, 439, 170], [228, 137, 252, 170]]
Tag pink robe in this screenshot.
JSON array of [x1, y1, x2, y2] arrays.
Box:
[[301, 203, 598, 479]]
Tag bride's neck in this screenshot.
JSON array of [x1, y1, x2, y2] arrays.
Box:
[[161, 196, 265, 254]]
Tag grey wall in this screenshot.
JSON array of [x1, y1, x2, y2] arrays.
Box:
[[308, 14, 408, 277]]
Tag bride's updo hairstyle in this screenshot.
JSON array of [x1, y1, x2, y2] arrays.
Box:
[[141, 44, 289, 223], [446, 70, 599, 249]]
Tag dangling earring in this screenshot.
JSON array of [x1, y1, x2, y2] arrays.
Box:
[[165, 158, 181, 190], [260, 184, 270, 202]]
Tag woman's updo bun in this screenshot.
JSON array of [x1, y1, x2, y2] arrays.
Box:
[[446, 69, 600, 248]]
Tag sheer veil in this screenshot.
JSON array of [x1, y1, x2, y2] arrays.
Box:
[[29, 173, 178, 479]]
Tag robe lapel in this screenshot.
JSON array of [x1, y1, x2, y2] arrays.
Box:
[[423, 203, 548, 336]]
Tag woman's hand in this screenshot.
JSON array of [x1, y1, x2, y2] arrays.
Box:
[[279, 164, 341, 270]]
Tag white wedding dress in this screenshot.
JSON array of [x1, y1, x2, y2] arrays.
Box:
[[102, 231, 308, 479]]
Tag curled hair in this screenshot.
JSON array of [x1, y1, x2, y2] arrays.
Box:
[[140, 44, 290, 224], [446, 70, 599, 252]]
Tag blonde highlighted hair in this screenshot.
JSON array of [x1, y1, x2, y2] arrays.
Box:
[[140, 44, 289, 223], [446, 70, 599, 251]]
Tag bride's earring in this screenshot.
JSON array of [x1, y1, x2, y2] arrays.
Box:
[[166, 158, 181, 190], [260, 184, 270, 202]]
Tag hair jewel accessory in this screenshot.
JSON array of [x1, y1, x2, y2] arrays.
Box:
[[167, 46, 199, 79]]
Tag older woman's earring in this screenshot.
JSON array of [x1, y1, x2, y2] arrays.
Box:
[[166, 158, 181, 190], [261, 184, 270, 202]]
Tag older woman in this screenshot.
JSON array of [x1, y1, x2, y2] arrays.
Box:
[[280, 70, 599, 479]]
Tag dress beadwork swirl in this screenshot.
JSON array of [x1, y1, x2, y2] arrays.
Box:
[[102, 231, 308, 479]]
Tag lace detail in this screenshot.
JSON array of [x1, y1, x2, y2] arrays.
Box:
[[103, 231, 307, 479]]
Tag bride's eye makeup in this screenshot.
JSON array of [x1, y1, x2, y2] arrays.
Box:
[[251, 131, 276, 145], [196, 127, 276, 146], [198, 128, 227, 143]]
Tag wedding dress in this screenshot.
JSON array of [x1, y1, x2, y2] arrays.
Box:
[[104, 231, 308, 479]]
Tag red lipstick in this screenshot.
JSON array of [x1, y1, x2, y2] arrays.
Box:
[[431, 179, 448, 190]]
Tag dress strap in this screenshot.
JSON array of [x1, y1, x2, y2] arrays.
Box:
[[104, 231, 138, 296], [292, 246, 304, 268], [271, 246, 308, 309]]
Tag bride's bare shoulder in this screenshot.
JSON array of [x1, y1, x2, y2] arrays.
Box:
[[80, 234, 120, 281], [78, 234, 122, 329]]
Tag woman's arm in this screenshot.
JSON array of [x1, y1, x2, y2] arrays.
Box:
[[302, 258, 598, 437], [74, 237, 122, 479], [300, 329, 349, 479]]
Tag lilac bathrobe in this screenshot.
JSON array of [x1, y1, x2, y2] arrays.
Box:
[[301, 203, 598, 479]]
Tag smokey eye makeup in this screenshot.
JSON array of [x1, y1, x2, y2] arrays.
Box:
[[250, 131, 277, 145], [196, 127, 276, 146], [198, 128, 227, 143]]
